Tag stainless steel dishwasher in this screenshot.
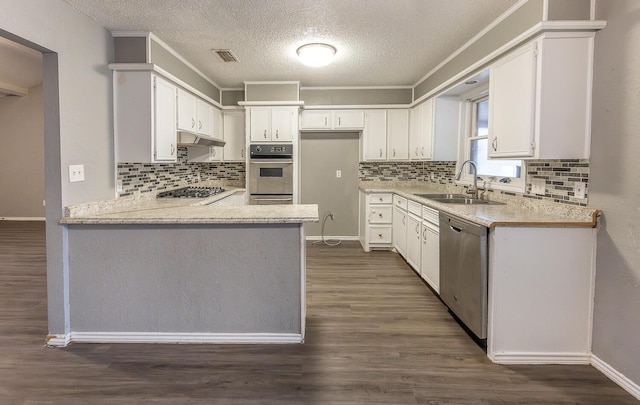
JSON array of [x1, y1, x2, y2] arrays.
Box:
[[439, 212, 488, 340]]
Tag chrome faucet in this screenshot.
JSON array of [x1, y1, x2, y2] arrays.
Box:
[[455, 160, 478, 199]]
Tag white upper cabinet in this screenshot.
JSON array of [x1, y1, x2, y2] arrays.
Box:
[[249, 107, 297, 142], [387, 109, 409, 161], [334, 110, 364, 129], [223, 110, 246, 161], [177, 89, 197, 133], [300, 110, 332, 129], [410, 97, 458, 161], [113, 71, 177, 163], [177, 88, 220, 138], [363, 110, 387, 161], [153, 77, 178, 162], [299, 109, 365, 131], [489, 34, 594, 159]]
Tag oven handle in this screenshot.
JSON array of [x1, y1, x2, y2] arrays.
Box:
[[249, 159, 293, 164], [250, 197, 294, 202]]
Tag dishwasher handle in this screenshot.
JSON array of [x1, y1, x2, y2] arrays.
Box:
[[449, 224, 463, 233]]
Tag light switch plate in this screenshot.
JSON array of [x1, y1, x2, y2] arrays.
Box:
[[69, 164, 85, 183], [531, 177, 546, 195]]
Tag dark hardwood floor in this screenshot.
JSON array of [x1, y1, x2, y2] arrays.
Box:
[[0, 221, 636, 404]]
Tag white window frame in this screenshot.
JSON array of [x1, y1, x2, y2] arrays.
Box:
[[456, 86, 526, 193]]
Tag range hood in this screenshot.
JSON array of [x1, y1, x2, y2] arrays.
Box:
[[177, 131, 226, 148]]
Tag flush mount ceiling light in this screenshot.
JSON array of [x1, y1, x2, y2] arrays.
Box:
[[296, 43, 337, 67]]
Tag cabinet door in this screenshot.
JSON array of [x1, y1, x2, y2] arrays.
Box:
[[196, 99, 214, 136], [406, 214, 422, 271], [177, 89, 197, 133], [409, 106, 422, 160], [392, 206, 407, 258], [363, 110, 387, 161], [334, 110, 364, 129], [271, 108, 294, 141], [489, 42, 536, 158], [387, 109, 409, 161], [300, 110, 331, 129], [249, 108, 271, 141], [153, 77, 177, 162], [420, 98, 434, 159], [421, 223, 439, 293], [223, 110, 245, 161]]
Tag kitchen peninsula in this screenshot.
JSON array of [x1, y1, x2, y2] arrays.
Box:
[[52, 189, 318, 346]]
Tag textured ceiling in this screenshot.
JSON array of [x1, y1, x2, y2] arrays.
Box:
[[63, 0, 518, 89]]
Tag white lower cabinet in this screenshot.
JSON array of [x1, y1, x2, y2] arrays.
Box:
[[392, 195, 408, 258], [359, 191, 393, 252], [420, 206, 439, 293], [406, 212, 422, 272]]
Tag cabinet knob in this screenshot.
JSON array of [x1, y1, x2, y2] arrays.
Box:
[[378, 233, 383, 238], [379, 213, 383, 218], [378, 198, 383, 202]]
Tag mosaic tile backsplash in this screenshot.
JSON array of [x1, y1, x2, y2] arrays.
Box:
[[359, 159, 590, 206], [118, 148, 245, 197]]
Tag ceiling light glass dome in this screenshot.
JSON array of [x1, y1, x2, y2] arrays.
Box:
[[296, 43, 337, 67]]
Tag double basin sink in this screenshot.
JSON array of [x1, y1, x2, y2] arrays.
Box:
[[414, 193, 504, 206]]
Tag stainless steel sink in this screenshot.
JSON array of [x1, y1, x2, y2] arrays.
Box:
[[413, 193, 467, 199], [431, 197, 504, 205]]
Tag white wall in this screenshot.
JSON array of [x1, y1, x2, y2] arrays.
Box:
[[0, 0, 114, 334], [591, 0, 640, 388], [0, 85, 44, 218]]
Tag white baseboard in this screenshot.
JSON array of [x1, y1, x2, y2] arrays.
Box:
[[591, 354, 640, 401], [46, 332, 303, 347], [0, 217, 45, 221], [490, 352, 590, 365], [306, 235, 359, 241]]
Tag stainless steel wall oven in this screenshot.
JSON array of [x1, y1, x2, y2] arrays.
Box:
[[248, 144, 294, 205]]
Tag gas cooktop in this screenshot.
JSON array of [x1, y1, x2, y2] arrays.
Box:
[[156, 186, 226, 199]]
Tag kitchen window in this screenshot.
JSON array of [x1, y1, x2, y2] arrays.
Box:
[[458, 92, 525, 193]]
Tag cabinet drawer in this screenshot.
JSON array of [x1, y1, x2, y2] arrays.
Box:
[[393, 195, 408, 210], [369, 193, 392, 204], [408, 200, 422, 216], [368, 225, 392, 244], [422, 205, 439, 224], [369, 206, 392, 224]]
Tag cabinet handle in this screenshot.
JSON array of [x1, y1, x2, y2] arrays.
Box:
[[402, 216, 406, 225], [393, 149, 396, 157], [241, 149, 244, 158], [171, 144, 175, 155], [421, 147, 425, 156], [415, 147, 419, 157], [416, 223, 420, 234], [492, 137, 498, 152], [192, 118, 195, 129], [264, 130, 267, 139], [379, 148, 383, 158], [338, 117, 341, 126], [275, 129, 279, 139], [324, 117, 327, 126], [199, 120, 202, 130], [423, 228, 427, 242]]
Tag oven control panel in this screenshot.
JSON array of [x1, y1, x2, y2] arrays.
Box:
[[250, 144, 293, 158]]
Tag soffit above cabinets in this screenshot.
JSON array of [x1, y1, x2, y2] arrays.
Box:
[[62, 0, 517, 88]]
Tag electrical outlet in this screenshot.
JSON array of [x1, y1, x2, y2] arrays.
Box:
[[430, 172, 435, 181], [336, 170, 342, 178], [68, 164, 85, 183], [531, 178, 546, 195], [116, 179, 123, 193], [574, 182, 587, 199]]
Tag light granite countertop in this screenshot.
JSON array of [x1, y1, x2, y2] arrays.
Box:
[[60, 185, 319, 225], [359, 182, 600, 228]]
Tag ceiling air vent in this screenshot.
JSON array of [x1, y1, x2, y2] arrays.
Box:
[[212, 49, 238, 62]]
